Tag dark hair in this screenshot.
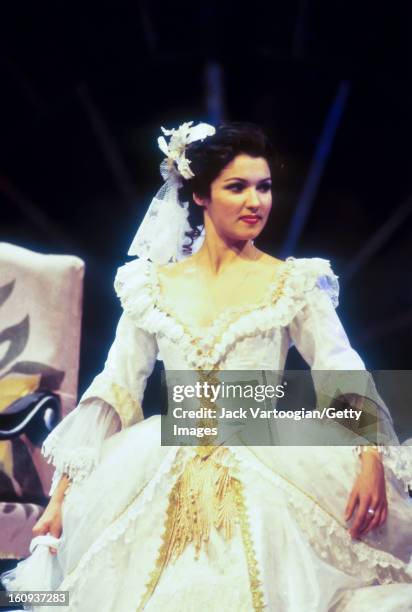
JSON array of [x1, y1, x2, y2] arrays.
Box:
[[178, 122, 276, 254]]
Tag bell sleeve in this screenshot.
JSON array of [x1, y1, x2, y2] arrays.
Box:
[[42, 259, 158, 493], [286, 258, 412, 490]]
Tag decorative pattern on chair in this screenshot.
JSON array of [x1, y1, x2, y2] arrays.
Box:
[[0, 279, 65, 504], [0, 243, 84, 558]]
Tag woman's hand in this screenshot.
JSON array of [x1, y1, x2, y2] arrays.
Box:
[[345, 451, 388, 539], [32, 498, 63, 555]]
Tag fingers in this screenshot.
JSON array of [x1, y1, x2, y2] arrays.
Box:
[[356, 504, 377, 537], [353, 503, 388, 537], [361, 507, 382, 536], [344, 489, 358, 521], [349, 500, 370, 539], [363, 504, 388, 535], [379, 505, 388, 526], [49, 524, 62, 539], [32, 519, 61, 555]]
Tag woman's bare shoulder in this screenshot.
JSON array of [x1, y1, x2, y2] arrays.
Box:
[[256, 251, 286, 271]]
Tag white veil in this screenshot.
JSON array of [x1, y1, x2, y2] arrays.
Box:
[[128, 122, 215, 263]]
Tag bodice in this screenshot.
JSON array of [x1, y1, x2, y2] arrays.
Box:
[[114, 256, 340, 371]]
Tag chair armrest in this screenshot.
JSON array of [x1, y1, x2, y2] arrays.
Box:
[[0, 392, 60, 444]]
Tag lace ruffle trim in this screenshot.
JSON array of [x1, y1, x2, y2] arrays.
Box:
[[114, 256, 339, 369], [60, 446, 181, 593], [231, 446, 412, 586], [42, 435, 100, 484], [42, 379, 141, 484], [51, 444, 412, 603]]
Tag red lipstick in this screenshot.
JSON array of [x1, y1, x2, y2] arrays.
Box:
[[240, 215, 260, 224]]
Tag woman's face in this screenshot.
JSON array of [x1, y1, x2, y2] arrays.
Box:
[[195, 154, 272, 242]]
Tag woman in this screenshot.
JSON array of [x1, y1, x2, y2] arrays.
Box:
[[3, 121, 412, 611]]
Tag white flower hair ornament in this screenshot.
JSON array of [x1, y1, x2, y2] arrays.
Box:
[[157, 121, 216, 179], [127, 121, 215, 263]]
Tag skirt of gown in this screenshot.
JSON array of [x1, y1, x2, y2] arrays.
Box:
[[3, 414, 412, 612]]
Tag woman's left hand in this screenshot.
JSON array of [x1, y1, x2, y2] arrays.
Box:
[[344, 451, 388, 539]]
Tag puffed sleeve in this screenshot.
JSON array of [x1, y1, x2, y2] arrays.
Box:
[[42, 258, 158, 493], [286, 258, 398, 446], [287, 258, 412, 490], [286, 258, 364, 370]]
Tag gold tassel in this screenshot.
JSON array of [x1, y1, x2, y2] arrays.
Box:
[[138, 448, 265, 611], [164, 448, 238, 564]]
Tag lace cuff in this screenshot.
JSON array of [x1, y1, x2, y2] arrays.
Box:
[[42, 399, 120, 495], [44, 446, 100, 486], [353, 445, 412, 493], [353, 445, 388, 457], [384, 446, 412, 492]]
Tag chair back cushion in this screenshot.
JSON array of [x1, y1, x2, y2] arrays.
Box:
[[0, 243, 84, 556]]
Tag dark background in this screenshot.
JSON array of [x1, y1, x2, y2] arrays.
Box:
[[1, 1, 412, 405]]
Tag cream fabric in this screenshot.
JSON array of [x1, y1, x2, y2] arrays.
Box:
[[5, 256, 412, 611], [0, 243, 84, 556], [0, 242, 84, 417]]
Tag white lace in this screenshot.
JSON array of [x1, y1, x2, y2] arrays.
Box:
[[128, 122, 215, 263], [60, 444, 412, 603], [113, 255, 412, 492], [114, 256, 339, 369], [353, 444, 412, 492], [231, 446, 412, 585], [59, 446, 181, 593], [42, 437, 100, 484], [127, 165, 192, 264]]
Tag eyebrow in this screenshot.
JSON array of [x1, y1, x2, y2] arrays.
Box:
[[223, 176, 272, 183]]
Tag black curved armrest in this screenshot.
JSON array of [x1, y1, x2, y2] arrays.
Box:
[[0, 392, 60, 444]]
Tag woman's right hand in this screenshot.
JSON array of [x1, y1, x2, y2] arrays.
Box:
[[32, 498, 63, 554]]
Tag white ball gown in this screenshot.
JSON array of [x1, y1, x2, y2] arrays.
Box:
[[3, 257, 412, 612]]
